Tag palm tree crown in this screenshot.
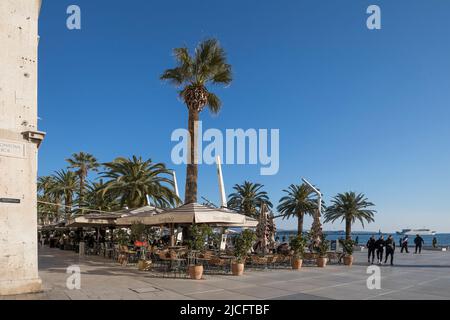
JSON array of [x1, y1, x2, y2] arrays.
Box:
[[227, 181, 272, 218], [100, 156, 180, 209], [66, 152, 99, 201], [160, 38, 232, 113], [277, 183, 319, 235], [37, 175, 60, 224], [324, 192, 376, 240], [161, 38, 232, 204], [49, 170, 79, 220]]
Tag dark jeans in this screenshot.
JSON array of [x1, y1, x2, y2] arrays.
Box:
[[415, 245, 422, 254], [385, 249, 394, 265], [401, 244, 409, 253], [368, 248, 375, 263], [376, 249, 384, 262]]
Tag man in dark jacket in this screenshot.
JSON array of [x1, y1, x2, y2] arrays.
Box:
[[366, 235, 376, 264], [414, 234, 425, 254], [374, 235, 385, 265], [384, 235, 396, 265], [401, 235, 409, 253]]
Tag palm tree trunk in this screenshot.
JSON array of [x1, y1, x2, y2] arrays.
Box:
[[185, 108, 199, 204], [345, 218, 352, 240], [66, 194, 72, 221], [79, 174, 85, 214], [297, 213, 304, 236], [128, 196, 140, 210]]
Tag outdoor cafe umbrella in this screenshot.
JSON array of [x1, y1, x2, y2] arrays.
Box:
[[116, 202, 258, 247], [65, 214, 119, 228], [116, 202, 258, 227], [65, 205, 162, 228]]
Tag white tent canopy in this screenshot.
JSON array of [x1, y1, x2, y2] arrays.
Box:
[[65, 205, 162, 228], [116, 202, 258, 228]]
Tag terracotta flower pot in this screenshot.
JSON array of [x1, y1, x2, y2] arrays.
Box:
[[316, 257, 328, 268], [292, 258, 303, 270], [343, 255, 354, 266], [231, 263, 245, 276], [138, 259, 152, 271], [189, 265, 203, 280]]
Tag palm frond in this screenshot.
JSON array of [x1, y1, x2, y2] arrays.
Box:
[[206, 91, 222, 114]]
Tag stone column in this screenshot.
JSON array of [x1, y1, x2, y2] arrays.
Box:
[[0, 0, 45, 296]]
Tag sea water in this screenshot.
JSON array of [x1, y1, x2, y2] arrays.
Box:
[[275, 231, 450, 247]]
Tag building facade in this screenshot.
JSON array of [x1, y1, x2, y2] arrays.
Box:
[[0, 0, 44, 295]]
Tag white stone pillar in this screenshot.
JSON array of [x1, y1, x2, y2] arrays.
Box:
[[0, 0, 45, 295]]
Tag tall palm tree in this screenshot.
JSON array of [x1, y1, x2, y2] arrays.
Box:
[[50, 170, 79, 220], [100, 156, 180, 209], [37, 175, 60, 224], [66, 152, 99, 206], [227, 181, 272, 218], [277, 183, 319, 235], [37, 175, 55, 195], [37, 194, 59, 225], [324, 192, 376, 240], [161, 38, 232, 204]]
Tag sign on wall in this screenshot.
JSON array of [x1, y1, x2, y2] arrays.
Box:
[[0, 198, 21, 204], [0, 140, 26, 159]]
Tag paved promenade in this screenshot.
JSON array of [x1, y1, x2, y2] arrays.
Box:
[[2, 246, 450, 300]]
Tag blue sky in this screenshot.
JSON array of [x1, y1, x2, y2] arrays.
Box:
[[38, 0, 450, 232]]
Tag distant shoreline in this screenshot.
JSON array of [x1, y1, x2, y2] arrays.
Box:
[[277, 230, 449, 235], [276, 231, 450, 246]]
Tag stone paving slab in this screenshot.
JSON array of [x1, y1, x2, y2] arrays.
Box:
[[1, 246, 449, 300]]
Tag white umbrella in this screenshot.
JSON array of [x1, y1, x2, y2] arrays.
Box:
[[65, 205, 162, 228], [116, 202, 258, 227]]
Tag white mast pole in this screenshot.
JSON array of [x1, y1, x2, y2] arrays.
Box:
[[216, 156, 227, 208], [302, 178, 323, 246], [172, 170, 180, 199], [302, 178, 322, 217]]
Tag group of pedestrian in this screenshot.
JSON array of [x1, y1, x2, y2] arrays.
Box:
[[398, 235, 426, 254], [366, 235, 396, 265], [366, 234, 426, 266]]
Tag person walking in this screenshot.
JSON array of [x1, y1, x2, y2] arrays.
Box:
[[414, 234, 425, 254], [432, 237, 437, 249], [400, 235, 409, 253], [384, 235, 396, 265], [366, 235, 376, 264], [375, 235, 385, 265]]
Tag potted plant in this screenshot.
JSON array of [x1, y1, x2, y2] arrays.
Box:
[[289, 235, 307, 270], [130, 222, 151, 270], [187, 225, 212, 280], [232, 229, 256, 276], [115, 229, 130, 265], [314, 235, 330, 268], [340, 238, 356, 266]]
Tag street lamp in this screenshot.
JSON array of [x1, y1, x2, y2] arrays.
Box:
[[301, 178, 322, 217]]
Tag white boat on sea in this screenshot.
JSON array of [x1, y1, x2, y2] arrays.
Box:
[[396, 228, 436, 236]]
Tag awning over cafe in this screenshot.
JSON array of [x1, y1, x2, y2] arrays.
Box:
[[65, 205, 163, 228], [116, 202, 258, 228]]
